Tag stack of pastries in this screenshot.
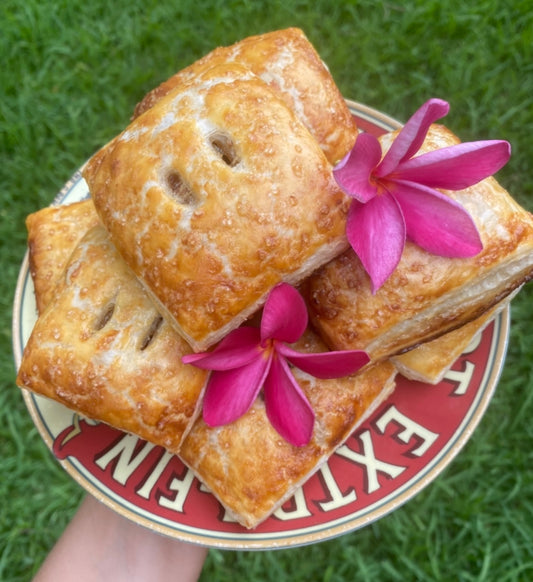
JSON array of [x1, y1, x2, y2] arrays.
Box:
[[16, 28, 533, 529]]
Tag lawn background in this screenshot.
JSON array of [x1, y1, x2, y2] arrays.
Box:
[[1, 0, 533, 580]]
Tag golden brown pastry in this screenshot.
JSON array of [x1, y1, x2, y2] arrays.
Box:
[[19, 197, 397, 530], [180, 332, 397, 529], [132, 27, 357, 166], [22, 28, 525, 529], [391, 299, 507, 384], [84, 63, 351, 351], [26, 198, 100, 313], [17, 225, 208, 452], [304, 124, 533, 361], [26, 198, 492, 389], [19, 202, 396, 530]]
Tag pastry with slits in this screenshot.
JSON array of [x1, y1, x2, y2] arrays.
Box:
[[84, 63, 353, 351], [17, 225, 208, 452], [16, 216, 398, 529], [132, 27, 356, 166]]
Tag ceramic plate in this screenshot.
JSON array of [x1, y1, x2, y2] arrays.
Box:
[[12, 101, 509, 549]]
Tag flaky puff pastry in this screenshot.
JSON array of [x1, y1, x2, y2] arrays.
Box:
[[25, 199, 495, 389], [132, 27, 357, 166], [24, 199, 497, 387], [391, 298, 508, 384], [180, 333, 397, 529], [26, 198, 100, 314], [19, 202, 396, 529], [304, 124, 533, 361], [84, 64, 351, 351], [16, 225, 207, 453]]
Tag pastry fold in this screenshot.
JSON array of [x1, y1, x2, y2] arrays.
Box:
[[84, 63, 352, 351], [304, 125, 533, 361], [391, 300, 506, 384]]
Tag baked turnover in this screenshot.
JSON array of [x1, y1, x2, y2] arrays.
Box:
[[304, 124, 533, 361], [84, 63, 352, 351], [15, 27, 533, 530], [17, 225, 207, 452], [133, 27, 357, 166], [18, 210, 396, 528]]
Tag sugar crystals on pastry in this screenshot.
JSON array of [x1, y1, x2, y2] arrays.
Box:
[[132, 27, 357, 166], [180, 331, 397, 529], [84, 63, 352, 351], [18, 198, 396, 530], [304, 124, 533, 361], [17, 225, 207, 453], [18, 28, 533, 532], [26, 198, 100, 314]]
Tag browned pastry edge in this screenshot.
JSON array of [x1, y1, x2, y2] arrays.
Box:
[[132, 27, 357, 166], [17, 225, 208, 453], [84, 63, 352, 351], [304, 125, 533, 361], [26, 198, 100, 314], [180, 340, 397, 529]]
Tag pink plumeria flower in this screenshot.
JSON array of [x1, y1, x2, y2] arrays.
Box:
[[334, 98, 511, 293], [182, 283, 369, 447]]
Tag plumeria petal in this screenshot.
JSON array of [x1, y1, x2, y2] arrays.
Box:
[[182, 326, 261, 370], [277, 343, 370, 378], [260, 283, 308, 345], [346, 191, 406, 292], [392, 179, 483, 257], [333, 132, 381, 203], [376, 98, 450, 177], [264, 354, 315, 447], [394, 140, 511, 189], [202, 353, 272, 426], [337, 98, 511, 295]]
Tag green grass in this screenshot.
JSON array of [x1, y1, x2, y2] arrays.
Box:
[[2, 0, 533, 580]]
